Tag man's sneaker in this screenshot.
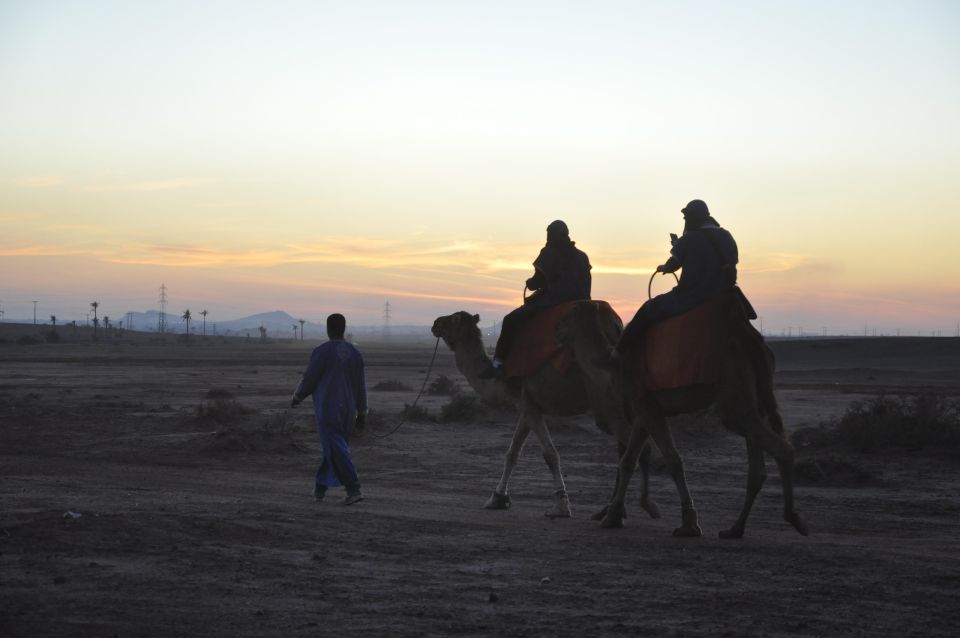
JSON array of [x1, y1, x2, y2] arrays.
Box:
[[478, 363, 504, 379], [342, 493, 364, 506], [313, 485, 326, 502]]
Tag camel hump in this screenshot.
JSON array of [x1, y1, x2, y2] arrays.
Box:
[[502, 300, 618, 378]]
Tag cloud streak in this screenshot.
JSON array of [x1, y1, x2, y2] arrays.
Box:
[[81, 178, 212, 193]]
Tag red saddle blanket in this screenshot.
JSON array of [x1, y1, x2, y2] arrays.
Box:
[[625, 293, 752, 395], [504, 300, 620, 378]]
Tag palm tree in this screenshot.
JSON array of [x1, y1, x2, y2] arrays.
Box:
[[200, 309, 208, 336], [292, 323, 298, 340], [90, 301, 99, 339], [182, 309, 191, 336], [50, 315, 57, 327], [103, 315, 110, 331], [299, 319, 305, 340]]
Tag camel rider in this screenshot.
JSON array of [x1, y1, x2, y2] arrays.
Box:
[[599, 199, 738, 365], [481, 220, 592, 378]]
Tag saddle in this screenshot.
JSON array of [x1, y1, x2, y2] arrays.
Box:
[[504, 300, 620, 378], [625, 289, 758, 396]]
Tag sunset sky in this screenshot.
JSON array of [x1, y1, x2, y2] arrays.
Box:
[[2, 1, 958, 335]]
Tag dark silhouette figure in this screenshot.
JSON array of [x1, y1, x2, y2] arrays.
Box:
[[481, 220, 592, 378], [607, 199, 738, 362]]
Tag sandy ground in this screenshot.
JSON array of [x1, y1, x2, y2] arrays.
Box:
[[2, 326, 959, 637]]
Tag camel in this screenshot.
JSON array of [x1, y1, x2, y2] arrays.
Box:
[[431, 309, 660, 519], [556, 301, 808, 538]]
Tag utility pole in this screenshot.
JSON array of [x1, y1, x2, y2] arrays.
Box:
[[299, 319, 305, 340], [383, 300, 391, 339], [158, 283, 168, 333], [32, 300, 38, 324]]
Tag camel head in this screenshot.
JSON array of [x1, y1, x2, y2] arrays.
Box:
[[431, 311, 482, 350]]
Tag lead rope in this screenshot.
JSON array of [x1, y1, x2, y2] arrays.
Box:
[[647, 271, 680, 300], [372, 336, 442, 440]]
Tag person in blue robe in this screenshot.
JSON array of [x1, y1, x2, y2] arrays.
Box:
[[291, 313, 368, 505]]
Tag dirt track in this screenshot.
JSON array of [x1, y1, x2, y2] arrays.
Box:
[[2, 331, 959, 637]]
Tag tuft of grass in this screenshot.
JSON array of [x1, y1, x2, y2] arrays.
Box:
[[440, 393, 483, 422], [428, 374, 460, 396], [261, 411, 297, 435], [796, 393, 960, 455], [399, 403, 432, 422], [373, 379, 413, 392], [197, 388, 251, 425]]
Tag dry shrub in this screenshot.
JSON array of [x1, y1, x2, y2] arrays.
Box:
[[261, 411, 297, 435], [428, 374, 459, 396], [400, 403, 432, 422], [795, 393, 960, 456], [196, 388, 251, 426], [440, 393, 483, 422], [16, 335, 40, 345]]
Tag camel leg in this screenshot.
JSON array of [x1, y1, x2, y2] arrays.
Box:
[[593, 441, 628, 521], [529, 414, 571, 519], [593, 436, 661, 521], [636, 438, 661, 519], [484, 413, 532, 510], [646, 420, 701, 537], [719, 434, 767, 539], [751, 421, 809, 536], [599, 424, 647, 528]]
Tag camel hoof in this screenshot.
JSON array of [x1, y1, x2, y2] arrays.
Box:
[[718, 527, 744, 540], [591, 505, 608, 521], [483, 491, 511, 510], [786, 511, 809, 536], [640, 498, 661, 519], [599, 505, 625, 528], [545, 492, 572, 519], [672, 525, 702, 538]]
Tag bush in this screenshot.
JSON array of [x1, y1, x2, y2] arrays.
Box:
[[797, 394, 960, 454], [16, 335, 40, 345], [262, 411, 297, 435], [44, 330, 61, 343], [440, 393, 483, 422], [197, 388, 251, 425], [373, 379, 413, 392], [399, 403, 432, 422], [428, 374, 460, 396]]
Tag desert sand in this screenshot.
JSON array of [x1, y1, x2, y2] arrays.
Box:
[[2, 323, 959, 637]]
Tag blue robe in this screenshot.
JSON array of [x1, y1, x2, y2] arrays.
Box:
[[295, 340, 368, 491]]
